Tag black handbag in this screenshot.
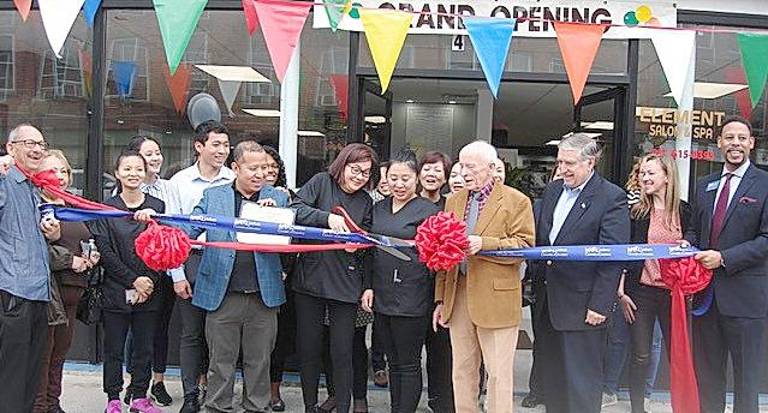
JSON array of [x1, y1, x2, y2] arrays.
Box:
[[76, 267, 104, 325]]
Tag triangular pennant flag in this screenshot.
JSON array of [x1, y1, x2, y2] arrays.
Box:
[[38, 0, 87, 58], [253, 0, 312, 83], [329, 74, 349, 120], [242, 0, 259, 36], [323, 0, 348, 32], [163, 63, 192, 114], [217, 80, 242, 117], [153, 0, 208, 75], [463, 18, 515, 98], [83, 0, 103, 28], [649, 29, 696, 107], [725, 65, 752, 118], [554, 21, 606, 104], [79, 48, 93, 97], [13, 0, 32, 22], [736, 33, 768, 108], [360, 9, 412, 93], [113, 60, 138, 98]]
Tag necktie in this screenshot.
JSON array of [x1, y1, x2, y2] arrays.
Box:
[[710, 173, 733, 247]]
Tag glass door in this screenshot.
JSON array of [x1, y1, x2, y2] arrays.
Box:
[[357, 78, 393, 161], [573, 86, 628, 184]]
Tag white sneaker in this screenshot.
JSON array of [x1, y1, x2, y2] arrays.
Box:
[[601, 392, 618, 407], [644, 397, 652, 412]]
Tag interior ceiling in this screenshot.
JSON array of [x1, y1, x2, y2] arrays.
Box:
[[373, 78, 614, 146]]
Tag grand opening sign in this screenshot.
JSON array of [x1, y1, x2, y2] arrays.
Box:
[[313, 0, 677, 37]]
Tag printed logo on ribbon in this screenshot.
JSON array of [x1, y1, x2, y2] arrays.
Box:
[[540, 247, 570, 258], [189, 215, 217, 224], [584, 246, 612, 257], [277, 224, 306, 236], [626, 245, 655, 257], [234, 218, 262, 230], [667, 245, 692, 256]]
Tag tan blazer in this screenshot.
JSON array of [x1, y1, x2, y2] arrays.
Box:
[[435, 183, 535, 329]]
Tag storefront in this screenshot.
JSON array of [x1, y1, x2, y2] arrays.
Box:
[[2, 0, 768, 372]]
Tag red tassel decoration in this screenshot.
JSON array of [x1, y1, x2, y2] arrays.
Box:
[[135, 221, 192, 271], [415, 211, 469, 272]]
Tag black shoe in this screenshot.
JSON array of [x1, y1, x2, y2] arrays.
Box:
[[179, 397, 200, 413], [151, 381, 173, 406], [47, 407, 66, 413], [270, 398, 286, 412], [521, 393, 544, 408], [123, 388, 134, 406]]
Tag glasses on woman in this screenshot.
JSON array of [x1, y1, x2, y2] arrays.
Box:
[[347, 164, 371, 178]]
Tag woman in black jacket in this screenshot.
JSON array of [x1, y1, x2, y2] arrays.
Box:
[[360, 149, 440, 412], [619, 154, 692, 413], [291, 143, 377, 413], [90, 150, 165, 413]]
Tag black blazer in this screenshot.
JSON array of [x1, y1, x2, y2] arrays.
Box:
[[536, 174, 631, 331], [684, 164, 768, 318], [625, 201, 693, 291]]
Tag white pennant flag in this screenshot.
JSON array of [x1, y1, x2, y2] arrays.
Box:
[[39, 0, 86, 58], [649, 29, 696, 107], [217, 79, 242, 117]]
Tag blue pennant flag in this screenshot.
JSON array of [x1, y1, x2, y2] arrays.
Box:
[[463, 17, 515, 98], [112, 60, 137, 98], [83, 0, 103, 27]]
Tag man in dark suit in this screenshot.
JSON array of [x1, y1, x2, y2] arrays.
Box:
[[685, 116, 768, 413], [535, 133, 630, 413]]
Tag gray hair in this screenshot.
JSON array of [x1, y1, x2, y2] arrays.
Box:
[[232, 140, 264, 163], [558, 133, 602, 162], [460, 140, 497, 163], [7, 123, 36, 144]]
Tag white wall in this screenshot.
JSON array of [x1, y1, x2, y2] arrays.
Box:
[[677, 0, 768, 15]]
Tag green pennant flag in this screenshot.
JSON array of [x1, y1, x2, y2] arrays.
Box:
[[154, 0, 208, 75], [737, 33, 768, 107], [323, 0, 348, 32]]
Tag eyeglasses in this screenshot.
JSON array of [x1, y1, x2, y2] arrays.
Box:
[[347, 165, 371, 178], [11, 139, 49, 151]]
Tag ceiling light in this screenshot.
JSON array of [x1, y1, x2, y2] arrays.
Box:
[[297, 130, 325, 137], [546, 140, 561, 146], [243, 109, 281, 117], [364, 116, 386, 124], [195, 65, 271, 83], [663, 82, 748, 99], [406, 99, 414, 103], [448, 100, 456, 104], [580, 121, 614, 130]]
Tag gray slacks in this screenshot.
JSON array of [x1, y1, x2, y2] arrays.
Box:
[[204, 292, 278, 413]]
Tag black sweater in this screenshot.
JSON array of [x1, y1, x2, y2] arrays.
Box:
[[367, 197, 440, 317], [625, 201, 693, 292], [89, 194, 165, 313], [290, 172, 373, 303]]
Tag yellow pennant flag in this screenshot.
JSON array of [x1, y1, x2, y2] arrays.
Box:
[[360, 9, 412, 93]]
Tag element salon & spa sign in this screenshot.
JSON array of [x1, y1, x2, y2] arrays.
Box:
[[313, 0, 677, 36]]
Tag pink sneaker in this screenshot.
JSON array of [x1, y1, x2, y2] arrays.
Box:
[[129, 397, 163, 413], [106, 399, 123, 413]]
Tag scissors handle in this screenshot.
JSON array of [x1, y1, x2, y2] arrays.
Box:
[[332, 206, 367, 234]]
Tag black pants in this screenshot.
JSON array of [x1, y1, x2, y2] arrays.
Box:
[[694, 301, 767, 413], [527, 279, 546, 400], [126, 275, 175, 377], [371, 319, 387, 372], [0, 291, 48, 413], [376, 312, 429, 413], [295, 293, 356, 413], [628, 284, 671, 413], [270, 291, 296, 384], [325, 325, 368, 400], [539, 295, 606, 413], [425, 324, 455, 413], [178, 253, 209, 399], [102, 310, 157, 401]]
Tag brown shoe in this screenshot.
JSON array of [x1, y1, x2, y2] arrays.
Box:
[[353, 399, 368, 413], [373, 370, 389, 388]]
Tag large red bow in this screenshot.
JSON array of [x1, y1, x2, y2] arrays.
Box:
[[659, 256, 712, 413], [415, 212, 469, 272]]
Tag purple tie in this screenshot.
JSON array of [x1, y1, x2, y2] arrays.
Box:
[[710, 173, 733, 247]]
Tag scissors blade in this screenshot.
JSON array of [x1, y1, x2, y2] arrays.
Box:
[[376, 245, 412, 261], [365, 233, 414, 248]]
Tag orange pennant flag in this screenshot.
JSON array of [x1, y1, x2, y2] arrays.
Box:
[[554, 22, 606, 104], [164, 63, 192, 114], [14, 0, 32, 22]]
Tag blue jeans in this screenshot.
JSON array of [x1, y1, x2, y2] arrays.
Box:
[[603, 302, 630, 394]]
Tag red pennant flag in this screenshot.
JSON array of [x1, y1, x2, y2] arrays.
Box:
[[253, 0, 312, 83], [554, 22, 606, 104], [242, 0, 259, 36], [13, 0, 32, 22], [163, 63, 192, 114], [329, 74, 349, 120], [725, 65, 753, 118]]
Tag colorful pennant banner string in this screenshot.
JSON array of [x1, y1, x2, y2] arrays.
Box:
[[253, 0, 313, 83], [463, 17, 515, 98], [736, 33, 768, 108], [13, 0, 32, 22], [83, 0, 103, 27], [154, 0, 208, 75], [163, 63, 192, 114], [360, 8, 412, 93], [554, 21, 606, 104], [242, 0, 260, 35]]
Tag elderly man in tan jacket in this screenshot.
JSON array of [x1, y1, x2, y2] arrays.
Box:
[[433, 140, 535, 413]]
